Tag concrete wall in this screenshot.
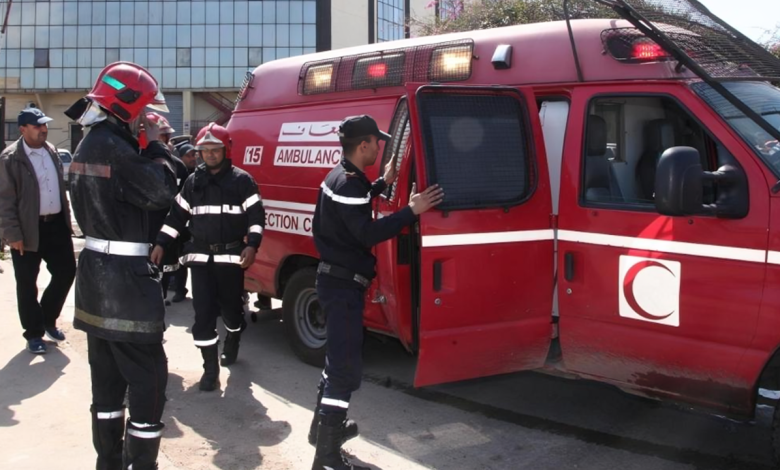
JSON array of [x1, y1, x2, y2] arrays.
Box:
[[332, 0, 369, 49]]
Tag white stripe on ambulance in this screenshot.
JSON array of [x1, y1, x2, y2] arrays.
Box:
[[260, 199, 779, 264]]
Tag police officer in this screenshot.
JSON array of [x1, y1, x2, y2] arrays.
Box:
[[145, 113, 190, 305], [66, 62, 177, 470], [310, 115, 443, 470], [151, 123, 265, 392]]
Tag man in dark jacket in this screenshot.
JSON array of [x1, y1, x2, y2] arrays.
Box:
[[168, 142, 198, 303], [309, 115, 443, 470], [145, 113, 190, 305], [67, 62, 178, 470], [0, 108, 76, 354], [152, 123, 265, 392]]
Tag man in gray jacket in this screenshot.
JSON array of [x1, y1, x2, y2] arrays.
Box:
[[0, 108, 76, 354]]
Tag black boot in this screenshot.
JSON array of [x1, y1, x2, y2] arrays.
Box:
[[311, 418, 370, 470], [199, 344, 221, 392], [91, 406, 124, 470], [308, 386, 358, 446], [123, 420, 163, 470], [220, 332, 241, 366]]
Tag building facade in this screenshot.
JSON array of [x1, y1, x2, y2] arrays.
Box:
[[1, 0, 431, 151]]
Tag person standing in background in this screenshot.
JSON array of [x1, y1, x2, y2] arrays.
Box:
[[0, 108, 76, 354]]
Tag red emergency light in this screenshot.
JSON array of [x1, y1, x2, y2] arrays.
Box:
[[367, 62, 388, 78], [633, 42, 668, 60]]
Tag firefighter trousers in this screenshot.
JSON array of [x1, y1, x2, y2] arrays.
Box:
[[190, 259, 246, 348], [316, 280, 365, 418], [87, 334, 168, 425]]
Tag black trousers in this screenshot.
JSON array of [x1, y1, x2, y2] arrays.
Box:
[[161, 271, 173, 298], [10, 213, 76, 340], [191, 260, 245, 347], [316, 277, 365, 418], [170, 266, 189, 296], [87, 334, 168, 425]]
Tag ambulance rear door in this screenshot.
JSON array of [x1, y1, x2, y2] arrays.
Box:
[[406, 84, 555, 387]]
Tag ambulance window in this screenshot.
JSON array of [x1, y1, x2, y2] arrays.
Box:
[[417, 93, 532, 210], [583, 95, 724, 208], [380, 98, 411, 200]]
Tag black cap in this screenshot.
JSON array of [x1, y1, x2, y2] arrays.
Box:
[[177, 143, 195, 156], [18, 108, 53, 127], [339, 115, 391, 142]]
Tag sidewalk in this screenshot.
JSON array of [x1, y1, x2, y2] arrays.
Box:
[[0, 249, 178, 470], [0, 247, 437, 470]]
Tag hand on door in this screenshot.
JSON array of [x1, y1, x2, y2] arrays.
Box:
[[383, 154, 398, 186], [409, 183, 444, 215]]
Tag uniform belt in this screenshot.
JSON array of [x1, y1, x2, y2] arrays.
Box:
[[195, 240, 243, 253], [317, 262, 370, 288], [39, 212, 61, 222], [85, 236, 151, 257], [163, 263, 180, 273]]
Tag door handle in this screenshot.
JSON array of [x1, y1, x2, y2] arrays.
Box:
[[564, 252, 574, 282], [433, 260, 442, 292]]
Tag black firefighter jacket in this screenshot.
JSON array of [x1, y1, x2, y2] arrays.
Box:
[[70, 119, 178, 344], [156, 159, 265, 267], [148, 154, 190, 271]]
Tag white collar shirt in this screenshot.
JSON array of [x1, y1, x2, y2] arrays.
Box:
[[22, 139, 62, 216]]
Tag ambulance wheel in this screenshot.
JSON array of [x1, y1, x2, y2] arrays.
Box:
[[283, 268, 326, 367], [773, 402, 780, 463]]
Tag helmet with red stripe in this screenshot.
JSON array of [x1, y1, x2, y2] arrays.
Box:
[[87, 62, 168, 123], [194, 123, 232, 159]]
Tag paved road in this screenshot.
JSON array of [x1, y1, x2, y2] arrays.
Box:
[[0, 246, 777, 469]]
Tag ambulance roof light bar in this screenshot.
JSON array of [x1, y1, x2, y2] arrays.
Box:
[[300, 39, 474, 95]]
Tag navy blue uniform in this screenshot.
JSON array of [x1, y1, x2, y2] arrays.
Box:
[[312, 158, 415, 419]]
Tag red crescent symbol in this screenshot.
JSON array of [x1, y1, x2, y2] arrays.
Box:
[[623, 260, 675, 321]]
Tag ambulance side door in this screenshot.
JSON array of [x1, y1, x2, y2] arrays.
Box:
[[374, 97, 417, 351], [556, 83, 768, 409], [406, 84, 555, 387]]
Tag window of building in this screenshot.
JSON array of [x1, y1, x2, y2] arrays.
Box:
[[377, 0, 405, 42], [417, 91, 534, 210], [582, 95, 726, 207], [5, 123, 21, 142], [34, 49, 49, 68], [437, 0, 462, 20]]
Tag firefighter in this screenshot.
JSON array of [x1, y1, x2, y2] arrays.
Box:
[[309, 115, 443, 470], [145, 113, 190, 305], [66, 62, 178, 470], [151, 123, 265, 392]]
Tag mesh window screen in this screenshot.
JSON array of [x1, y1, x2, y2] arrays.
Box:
[[418, 93, 532, 210], [380, 99, 411, 200], [614, 0, 780, 81]]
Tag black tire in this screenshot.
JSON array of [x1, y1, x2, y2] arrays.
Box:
[[282, 268, 326, 367]]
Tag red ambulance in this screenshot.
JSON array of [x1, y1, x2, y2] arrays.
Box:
[[228, 0, 780, 458]]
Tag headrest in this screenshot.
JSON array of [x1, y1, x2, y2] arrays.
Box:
[[584, 155, 611, 190], [586, 115, 607, 156], [644, 119, 676, 153]]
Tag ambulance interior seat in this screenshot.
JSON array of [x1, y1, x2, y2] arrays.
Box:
[[584, 115, 624, 203], [635, 119, 676, 202]]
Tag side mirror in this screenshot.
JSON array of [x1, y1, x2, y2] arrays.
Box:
[[655, 147, 704, 216], [655, 146, 749, 219]]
